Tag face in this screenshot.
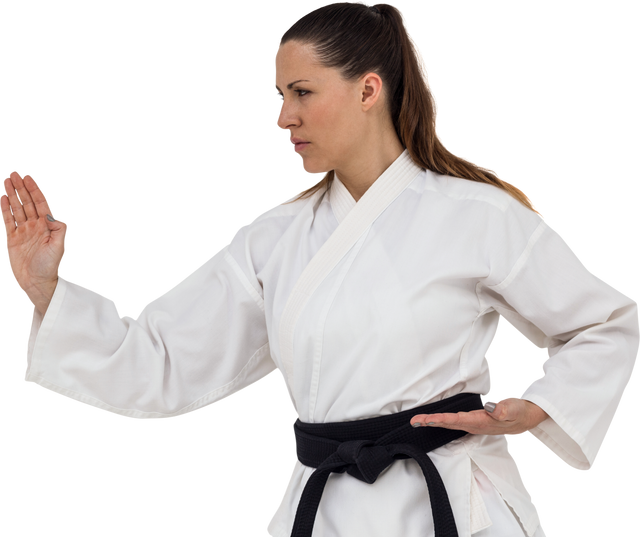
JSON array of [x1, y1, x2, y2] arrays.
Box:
[[276, 41, 378, 174]]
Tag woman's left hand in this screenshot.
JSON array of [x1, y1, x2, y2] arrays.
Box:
[[410, 398, 549, 435]]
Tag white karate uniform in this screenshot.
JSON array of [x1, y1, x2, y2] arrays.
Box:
[[25, 150, 638, 537]]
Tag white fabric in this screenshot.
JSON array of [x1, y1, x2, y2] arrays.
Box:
[[25, 150, 638, 537]]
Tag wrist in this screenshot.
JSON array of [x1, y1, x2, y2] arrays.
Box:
[[23, 277, 59, 316], [523, 400, 549, 430]]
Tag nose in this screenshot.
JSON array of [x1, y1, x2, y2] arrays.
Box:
[[277, 99, 301, 130]]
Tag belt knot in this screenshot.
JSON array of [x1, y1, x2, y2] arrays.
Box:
[[336, 440, 394, 484]]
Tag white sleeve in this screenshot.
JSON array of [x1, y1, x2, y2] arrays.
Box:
[[25, 241, 274, 419], [476, 200, 639, 469]]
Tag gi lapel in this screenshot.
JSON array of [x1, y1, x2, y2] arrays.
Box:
[[279, 149, 424, 389]]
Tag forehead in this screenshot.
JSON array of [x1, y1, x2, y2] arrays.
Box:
[[272, 41, 318, 80], [272, 41, 350, 91]]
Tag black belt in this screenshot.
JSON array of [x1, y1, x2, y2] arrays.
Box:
[[291, 392, 483, 537]]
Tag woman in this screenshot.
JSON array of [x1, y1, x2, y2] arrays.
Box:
[[2, 3, 637, 537]]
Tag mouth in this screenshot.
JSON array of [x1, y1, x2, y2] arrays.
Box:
[[294, 142, 310, 152]]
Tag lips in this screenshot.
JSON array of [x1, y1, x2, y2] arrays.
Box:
[[289, 138, 311, 152]]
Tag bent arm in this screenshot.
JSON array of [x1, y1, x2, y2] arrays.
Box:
[[26, 247, 275, 418]]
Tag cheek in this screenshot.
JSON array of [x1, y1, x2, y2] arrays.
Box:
[[311, 100, 338, 131], [312, 95, 357, 144]]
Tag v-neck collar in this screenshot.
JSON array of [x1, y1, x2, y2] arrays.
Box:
[[329, 174, 357, 224], [328, 149, 417, 224]]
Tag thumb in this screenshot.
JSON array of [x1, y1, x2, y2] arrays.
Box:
[[492, 395, 522, 421], [45, 214, 67, 242], [47, 213, 71, 232], [484, 400, 511, 421], [484, 399, 496, 414]]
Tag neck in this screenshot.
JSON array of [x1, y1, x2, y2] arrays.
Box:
[[335, 137, 405, 202]]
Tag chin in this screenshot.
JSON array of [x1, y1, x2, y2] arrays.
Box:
[[302, 168, 324, 177], [300, 155, 331, 175], [300, 159, 325, 177]]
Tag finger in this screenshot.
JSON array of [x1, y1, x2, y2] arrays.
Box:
[[411, 412, 444, 427], [22, 175, 53, 219], [418, 410, 495, 434], [6, 173, 27, 224], [0, 188, 16, 232], [411, 411, 468, 429], [2, 170, 22, 186], [13, 174, 38, 220]]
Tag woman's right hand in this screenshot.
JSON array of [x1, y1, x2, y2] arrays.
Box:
[[2, 172, 67, 315]]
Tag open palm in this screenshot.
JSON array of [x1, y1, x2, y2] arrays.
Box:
[[410, 398, 549, 435], [2, 172, 66, 308]]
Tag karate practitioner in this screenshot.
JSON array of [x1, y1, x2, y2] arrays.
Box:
[[2, 3, 638, 537]]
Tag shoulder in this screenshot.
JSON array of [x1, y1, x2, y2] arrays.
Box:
[[408, 169, 546, 272], [409, 169, 541, 228], [410, 169, 515, 213], [227, 185, 328, 276], [244, 185, 326, 235]]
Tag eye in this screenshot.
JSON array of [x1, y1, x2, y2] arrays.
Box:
[[274, 90, 309, 102], [296, 90, 310, 97]]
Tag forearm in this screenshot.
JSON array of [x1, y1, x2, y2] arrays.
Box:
[[24, 277, 58, 316], [521, 399, 549, 430]]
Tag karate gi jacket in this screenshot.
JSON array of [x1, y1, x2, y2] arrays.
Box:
[[25, 150, 639, 537]]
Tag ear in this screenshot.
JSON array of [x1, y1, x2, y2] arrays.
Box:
[[360, 72, 384, 112]]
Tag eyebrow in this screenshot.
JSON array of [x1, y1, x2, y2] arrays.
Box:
[[275, 79, 311, 92]]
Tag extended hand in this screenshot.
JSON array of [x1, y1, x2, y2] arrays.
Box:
[[410, 398, 549, 435], [2, 172, 66, 314]]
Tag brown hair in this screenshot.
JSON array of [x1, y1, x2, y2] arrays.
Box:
[[280, 3, 537, 212]]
